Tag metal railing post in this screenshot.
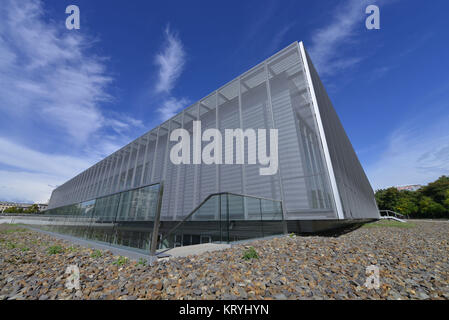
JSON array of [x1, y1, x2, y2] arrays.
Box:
[[226, 194, 230, 243], [150, 182, 164, 256]]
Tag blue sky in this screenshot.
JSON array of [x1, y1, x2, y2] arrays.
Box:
[[0, 0, 448, 203]]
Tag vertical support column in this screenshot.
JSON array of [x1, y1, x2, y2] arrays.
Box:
[[86, 166, 97, 200], [76, 175, 83, 202], [264, 61, 288, 227], [116, 150, 125, 193], [140, 133, 151, 186], [219, 194, 222, 242], [226, 193, 230, 243], [193, 104, 200, 207], [72, 176, 79, 203], [92, 164, 101, 198], [215, 92, 220, 221], [97, 160, 108, 197], [96, 160, 107, 197], [79, 171, 87, 202], [161, 121, 172, 182], [150, 182, 164, 257], [85, 166, 95, 200], [110, 154, 120, 194], [173, 111, 185, 220], [98, 161, 107, 196], [150, 127, 160, 183], [131, 140, 141, 188], [106, 156, 116, 194], [215, 92, 220, 193], [123, 144, 133, 190], [259, 198, 264, 238], [238, 77, 248, 220]]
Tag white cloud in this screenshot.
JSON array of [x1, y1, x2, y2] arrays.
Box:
[[265, 23, 295, 56], [157, 97, 190, 121], [0, 0, 114, 143], [0, 137, 97, 203], [0, 137, 93, 177], [0, 170, 59, 204], [154, 25, 186, 94], [152, 25, 189, 122], [0, 0, 143, 203], [366, 115, 449, 190], [308, 0, 373, 77]]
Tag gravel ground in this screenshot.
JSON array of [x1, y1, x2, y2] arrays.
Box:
[[0, 220, 448, 300]]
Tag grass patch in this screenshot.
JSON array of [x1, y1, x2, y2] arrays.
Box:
[[6, 241, 17, 249], [113, 256, 129, 266], [21, 246, 30, 252], [67, 246, 79, 252], [137, 258, 147, 266], [47, 245, 64, 255], [91, 249, 103, 258], [242, 247, 259, 260], [0, 227, 28, 234], [363, 220, 416, 229]]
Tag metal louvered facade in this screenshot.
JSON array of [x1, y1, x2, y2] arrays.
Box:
[[47, 41, 379, 231]]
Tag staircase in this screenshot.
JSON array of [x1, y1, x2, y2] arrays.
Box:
[[379, 210, 407, 223]]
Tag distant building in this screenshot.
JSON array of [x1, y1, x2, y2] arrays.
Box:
[[0, 201, 48, 213], [36, 203, 48, 212], [396, 185, 422, 192], [0, 202, 15, 212]]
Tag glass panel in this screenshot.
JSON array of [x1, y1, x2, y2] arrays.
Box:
[[159, 193, 283, 249], [31, 184, 160, 252]]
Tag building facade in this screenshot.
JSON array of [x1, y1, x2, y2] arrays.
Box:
[[44, 42, 379, 249]]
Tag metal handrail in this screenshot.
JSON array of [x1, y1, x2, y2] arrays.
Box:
[[158, 192, 283, 246], [379, 210, 406, 219]]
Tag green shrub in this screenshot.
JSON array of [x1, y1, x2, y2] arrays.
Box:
[[6, 241, 17, 249], [91, 249, 103, 258], [242, 247, 259, 260], [67, 246, 79, 252], [47, 245, 64, 255], [113, 256, 129, 266], [137, 258, 147, 266]]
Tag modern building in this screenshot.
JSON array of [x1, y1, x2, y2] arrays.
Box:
[[43, 42, 379, 251]]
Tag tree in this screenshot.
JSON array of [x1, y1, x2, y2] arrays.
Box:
[[395, 193, 419, 217], [420, 175, 449, 204], [419, 196, 446, 218], [3, 206, 22, 213], [24, 204, 39, 213], [442, 190, 449, 210], [374, 175, 449, 219]]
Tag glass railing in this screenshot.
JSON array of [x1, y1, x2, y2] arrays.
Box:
[[31, 183, 161, 252], [17, 187, 284, 254], [158, 193, 285, 250]]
